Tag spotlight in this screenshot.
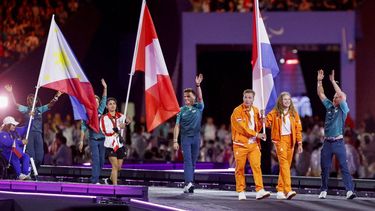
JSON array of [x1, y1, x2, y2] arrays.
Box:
[[286, 59, 299, 65], [279, 58, 285, 64], [0, 96, 8, 108]]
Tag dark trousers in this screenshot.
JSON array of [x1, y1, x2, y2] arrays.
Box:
[[181, 134, 200, 184], [320, 139, 354, 191], [89, 138, 105, 183], [26, 132, 44, 167]]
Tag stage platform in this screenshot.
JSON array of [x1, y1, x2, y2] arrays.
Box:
[[148, 186, 375, 211], [37, 165, 375, 197], [1, 182, 374, 211], [1, 164, 375, 210]]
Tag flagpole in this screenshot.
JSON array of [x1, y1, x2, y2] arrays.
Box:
[[23, 15, 56, 152], [254, 0, 266, 134], [123, 0, 146, 119], [23, 86, 40, 153], [24, 15, 57, 179]]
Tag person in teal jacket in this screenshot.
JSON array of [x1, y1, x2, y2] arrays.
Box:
[[79, 79, 107, 184]]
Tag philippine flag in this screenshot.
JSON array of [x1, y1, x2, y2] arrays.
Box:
[[252, 0, 279, 114], [37, 15, 99, 132], [131, 0, 180, 132]]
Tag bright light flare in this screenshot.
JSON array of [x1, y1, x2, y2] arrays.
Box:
[[0, 96, 9, 108]]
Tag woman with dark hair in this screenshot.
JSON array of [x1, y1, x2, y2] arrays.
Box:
[[0, 116, 31, 180], [100, 97, 130, 185], [5, 84, 63, 168]]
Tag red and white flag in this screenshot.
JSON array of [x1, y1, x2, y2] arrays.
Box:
[[12, 140, 22, 158], [131, 0, 180, 132]]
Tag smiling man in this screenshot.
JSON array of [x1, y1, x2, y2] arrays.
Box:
[[173, 74, 204, 194], [317, 69, 356, 200]]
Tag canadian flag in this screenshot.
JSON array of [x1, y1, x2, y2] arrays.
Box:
[[131, 0, 180, 132]]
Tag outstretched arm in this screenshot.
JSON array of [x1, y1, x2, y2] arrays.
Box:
[[195, 74, 203, 102], [47, 91, 63, 109], [101, 78, 107, 97], [329, 70, 346, 101], [4, 85, 20, 106], [317, 69, 327, 101]]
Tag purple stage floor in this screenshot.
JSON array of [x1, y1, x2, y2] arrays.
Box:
[[0, 181, 374, 211], [148, 187, 375, 211], [0, 180, 148, 200]]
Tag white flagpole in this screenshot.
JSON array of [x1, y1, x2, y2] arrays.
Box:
[[23, 15, 57, 178], [23, 15, 56, 152], [123, 0, 146, 119], [23, 86, 40, 153], [254, 0, 266, 134]]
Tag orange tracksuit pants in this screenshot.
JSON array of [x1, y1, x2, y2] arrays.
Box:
[[275, 135, 294, 193], [233, 142, 264, 192]]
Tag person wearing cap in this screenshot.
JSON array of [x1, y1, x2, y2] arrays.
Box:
[[0, 116, 31, 180], [317, 69, 356, 200], [5, 84, 63, 168]]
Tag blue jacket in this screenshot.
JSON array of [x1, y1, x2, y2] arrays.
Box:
[[0, 126, 28, 158]]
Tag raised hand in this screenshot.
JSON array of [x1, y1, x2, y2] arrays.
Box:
[[195, 74, 203, 86], [317, 69, 324, 81], [4, 84, 12, 92], [56, 91, 63, 97], [329, 69, 335, 82], [101, 78, 107, 89]]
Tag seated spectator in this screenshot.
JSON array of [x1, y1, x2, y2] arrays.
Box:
[[51, 133, 72, 166]]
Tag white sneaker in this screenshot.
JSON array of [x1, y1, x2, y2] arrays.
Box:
[[346, 191, 356, 199], [256, 189, 271, 200], [183, 182, 194, 193], [18, 173, 27, 180], [238, 191, 246, 200], [276, 191, 287, 200], [319, 191, 327, 199], [286, 191, 297, 200]]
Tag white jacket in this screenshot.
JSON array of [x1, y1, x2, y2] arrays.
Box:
[[100, 112, 125, 150]]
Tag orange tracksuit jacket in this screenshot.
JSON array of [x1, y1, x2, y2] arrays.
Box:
[[265, 109, 302, 145], [265, 109, 302, 193], [231, 104, 264, 192]]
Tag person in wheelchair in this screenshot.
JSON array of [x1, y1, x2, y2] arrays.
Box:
[[0, 116, 31, 180]]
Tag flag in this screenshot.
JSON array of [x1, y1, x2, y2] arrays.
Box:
[[252, 0, 279, 114], [131, 0, 180, 132], [12, 140, 22, 158], [37, 15, 99, 132]]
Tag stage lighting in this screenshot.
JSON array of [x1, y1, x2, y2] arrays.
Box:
[[286, 59, 299, 65], [0, 96, 8, 108]]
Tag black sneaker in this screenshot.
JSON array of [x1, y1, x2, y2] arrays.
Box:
[[104, 178, 113, 185], [183, 182, 194, 193]]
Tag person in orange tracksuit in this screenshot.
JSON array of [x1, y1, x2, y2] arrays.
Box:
[[265, 91, 303, 200], [231, 89, 271, 200]]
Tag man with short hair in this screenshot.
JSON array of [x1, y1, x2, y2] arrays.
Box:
[[230, 89, 270, 200], [316, 69, 356, 200], [173, 74, 204, 194]]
